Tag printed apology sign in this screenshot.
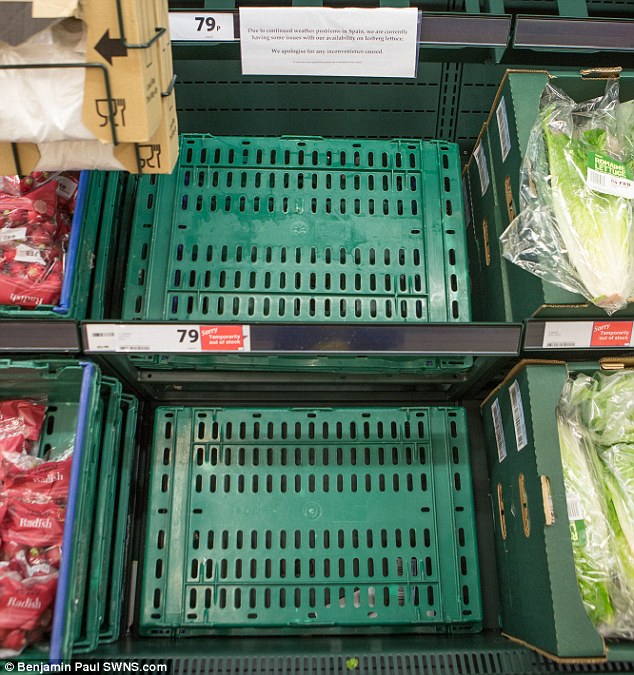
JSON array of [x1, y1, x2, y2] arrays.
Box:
[[239, 7, 419, 78]]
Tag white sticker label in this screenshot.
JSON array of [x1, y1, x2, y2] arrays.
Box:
[[491, 399, 507, 463], [55, 175, 76, 201], [0, 227, 26, 243], [586, 167, 634, 199], [239, 7, 419, 78], [15, 244, 45, 264], [566, 491, 584, 522], [508, 381, 527, 451], [541, 322, 594, 348], [473, 141, 490, 196], [169, 12, 236, 42], [85, 324, 252, 353], [496, 96, 511, 163]]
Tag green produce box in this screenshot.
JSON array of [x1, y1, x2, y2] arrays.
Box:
[[464, 129, 512, 323], [469, 69, 634, 321], [481, 360, 634, 663]]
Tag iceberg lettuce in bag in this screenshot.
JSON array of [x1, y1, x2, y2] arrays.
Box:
[[500, 79, 634, 314]]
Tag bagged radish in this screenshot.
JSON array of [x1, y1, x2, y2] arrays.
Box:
[[4, 454, 72, 501], [0, 400, 46, 444], [3, 496, 65, 549], [0, 571, 57, 631], [0, 172, 77, 309]]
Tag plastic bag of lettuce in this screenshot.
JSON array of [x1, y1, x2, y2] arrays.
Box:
[[557, 370, 634, 637], [500, 79, 634, 315]]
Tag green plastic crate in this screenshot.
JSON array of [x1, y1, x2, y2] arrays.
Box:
[[0, 359, 102, 661], [72, 376, 123, 653], [99, 393, 139, 644], [140, 405, 481, 636], [123, 135, 470, 325], [89, 174, 128, 321]]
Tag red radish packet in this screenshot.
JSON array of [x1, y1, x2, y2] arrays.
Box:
[[0, 572, 57, 630], [3, 497, 65, 548]]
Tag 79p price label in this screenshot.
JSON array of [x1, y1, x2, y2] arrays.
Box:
[[169, 12, 236, 41]]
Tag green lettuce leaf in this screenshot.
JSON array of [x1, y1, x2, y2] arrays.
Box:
[[556, 410, 616, 631], [543, 115, 634, 309]]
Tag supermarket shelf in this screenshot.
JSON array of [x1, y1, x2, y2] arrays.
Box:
[[82, 322, 521, 355], [0, 320, 81, 352], [513, 15, 634, 52], [524, 320, 634, 354], [92, 630, 634, 673]]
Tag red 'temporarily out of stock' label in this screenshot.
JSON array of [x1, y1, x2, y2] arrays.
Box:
[[199, 326, 248, 351], [590, 321, 634, 347]]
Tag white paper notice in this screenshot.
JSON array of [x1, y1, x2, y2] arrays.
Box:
[[239, 7, 419, 78]]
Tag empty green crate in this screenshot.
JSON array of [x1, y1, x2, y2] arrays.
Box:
[[73, 376, 123, 653], [140, 405, 481, 636], [123, 135, 470, 324], [99, 393, 138, 644]]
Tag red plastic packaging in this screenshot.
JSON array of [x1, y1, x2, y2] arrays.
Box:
[[0, 400, 46, 442], [0, 572, 58, 631], [5, 455, 72, 501], [3, 497, 65, 548]]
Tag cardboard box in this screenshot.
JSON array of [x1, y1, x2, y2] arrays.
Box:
[[81, 0, 163, 143], [1, 0, 170, 143], [0, 89, 178, 174], [481, 360, 634, 662], [115, 88, 179, 174], [466, 68, 634, 321]]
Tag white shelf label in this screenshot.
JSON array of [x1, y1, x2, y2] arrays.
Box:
[[542, 321, 634, 348], [239, 7, 419, 78], [473, 141, 490, 196], [169, 12, 236, 42], [496, 96, 511, 163], [508, 380, 527, 452], [85, 324, 251, 353], [491, 399, 507, 463]]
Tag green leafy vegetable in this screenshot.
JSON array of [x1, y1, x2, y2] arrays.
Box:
[[556, 409, 616, 631], [544, 119, 633, 310]]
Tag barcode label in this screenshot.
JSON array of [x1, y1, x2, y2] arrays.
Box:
[[474, 142, 490, 196], [586, 153, 634, 198], [15, 244, 45, 264], [566, 492, 584, 522], [0, 227, 26, 243], [545, 341, 577, 347], [496, 96, 511, 162], [587, 168, 634, 197], [91, 332, 115, 338], [509, 381, 527, 451], [491, 399, 507, 463]]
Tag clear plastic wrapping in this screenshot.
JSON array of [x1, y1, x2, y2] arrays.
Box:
[[501, 80, 634, 314], [558, 371, 634, 637]]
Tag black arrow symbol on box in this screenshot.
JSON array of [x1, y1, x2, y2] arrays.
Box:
[[95, 29, 128, 65]]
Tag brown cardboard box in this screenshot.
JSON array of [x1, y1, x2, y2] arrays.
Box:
[[0, 90, 178, 175], [115, 88, 179, 174], [81, 0, 163, 143]]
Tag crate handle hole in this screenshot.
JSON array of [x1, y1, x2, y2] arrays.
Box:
[[367, 611, 378, 618], [248, 613, 258, 619], [307, 612, 317, 619]]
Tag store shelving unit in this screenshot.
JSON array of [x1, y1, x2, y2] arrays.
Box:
[[3, 0, 634, 672]]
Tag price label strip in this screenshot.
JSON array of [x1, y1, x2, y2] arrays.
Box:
[[169, 12, 237, 42], [86, 324, 251, 353], [541, 321, 634, 349]]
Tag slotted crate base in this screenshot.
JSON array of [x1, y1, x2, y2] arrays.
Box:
[[140, 406, 481, 635], [124, 135, 469, 324]]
